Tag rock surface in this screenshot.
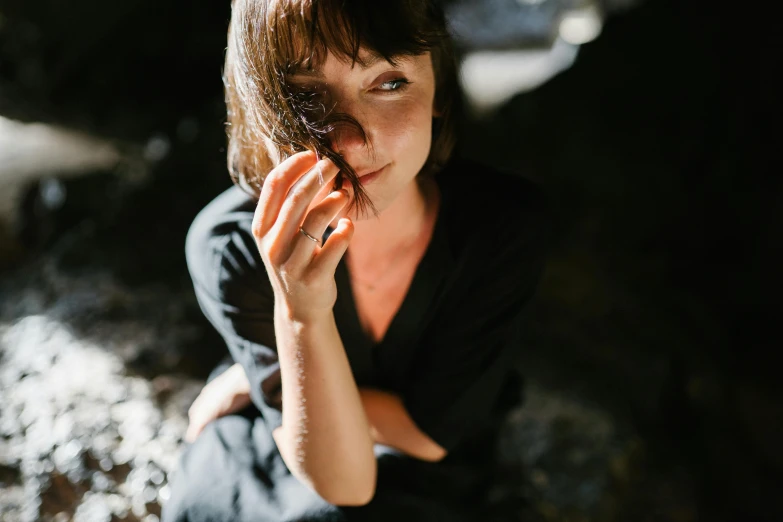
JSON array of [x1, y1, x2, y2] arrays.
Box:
[[0, 267, 205, 521]]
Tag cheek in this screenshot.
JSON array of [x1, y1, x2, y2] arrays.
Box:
[[378, 99, 433, 161]]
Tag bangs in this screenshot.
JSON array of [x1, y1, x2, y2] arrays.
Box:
[[266, 0, 446, 74]]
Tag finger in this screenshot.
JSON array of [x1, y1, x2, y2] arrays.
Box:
[[288, 189, 351, 267], [253, 150, 317, 238], [310, 217, 354, 275], [301, 189, 350, 239], [309, 174, 336, 212], [274, 158, 340, 243]]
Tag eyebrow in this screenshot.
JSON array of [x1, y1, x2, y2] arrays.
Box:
[[287, 53, 394, 79]]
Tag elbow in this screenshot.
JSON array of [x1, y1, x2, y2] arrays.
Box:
[[414, 441, 448, 463], [273, 427, 377, 506], [420, 450, 447, 463], [318, 463, 377, 507], [325, 485, 376, 507]]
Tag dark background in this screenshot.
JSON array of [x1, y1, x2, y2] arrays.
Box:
[[0, 0, 781, 521]]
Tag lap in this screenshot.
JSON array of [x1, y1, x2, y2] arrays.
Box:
[[163, 412, 485, 522], [163, 410, 341, 522]]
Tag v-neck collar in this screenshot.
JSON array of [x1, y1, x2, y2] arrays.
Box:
[[329, 173, 457, 387]]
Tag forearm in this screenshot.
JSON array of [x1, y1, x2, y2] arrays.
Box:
[[272, 306, 376, 505], [359, 387, 446, 462]]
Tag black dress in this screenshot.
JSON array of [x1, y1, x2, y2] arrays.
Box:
[[163, 156, 549, 522]]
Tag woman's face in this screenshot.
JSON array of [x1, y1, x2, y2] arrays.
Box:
[[287, 49, 437, 219]]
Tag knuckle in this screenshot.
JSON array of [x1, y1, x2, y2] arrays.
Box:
[[288, 185, 309, 205], [307, 206, 331, 225], [266, 244, 284, 265], [251, 222, 264, 240], [258, 236, 282, 265], [257, 236, 271, 255], [330, 189, 349, 205], [251, 212, 269, 240], [306, 192, 345, 223], [300, 269, 321, 289], [264, 174, 285, 194]]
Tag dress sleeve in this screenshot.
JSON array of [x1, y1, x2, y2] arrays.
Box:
[[402, 189, 550, 453], [185, 206, 284, 433]]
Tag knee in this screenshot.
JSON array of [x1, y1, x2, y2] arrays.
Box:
[[161, 423, 237, 522], [163, 463, 235, 522], [161, 465, 214, 522]]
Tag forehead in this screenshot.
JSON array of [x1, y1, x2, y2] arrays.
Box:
[[286, 50, 415, 79], [262, 0, 439, 83]]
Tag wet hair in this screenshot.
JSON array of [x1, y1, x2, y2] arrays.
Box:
[[223, 0, 460, 216]]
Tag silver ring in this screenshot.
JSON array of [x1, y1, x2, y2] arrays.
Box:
[[299, 226, 321, 245]]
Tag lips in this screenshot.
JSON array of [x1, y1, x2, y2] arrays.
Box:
[[357, 165, 387, 185], [356, 165, 384, 178]]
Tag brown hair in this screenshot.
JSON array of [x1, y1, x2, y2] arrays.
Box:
[[223, 0, 460, 216]]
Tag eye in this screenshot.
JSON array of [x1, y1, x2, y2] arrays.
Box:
[[292, 86, 319, 97], [291, 86, 329, 108], [376, 78, 411, 92], [289, 81, 325, 96]]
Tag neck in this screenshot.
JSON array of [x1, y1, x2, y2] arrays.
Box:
[[350, 177, 435, 259]]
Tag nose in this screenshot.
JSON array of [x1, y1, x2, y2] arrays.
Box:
[[326, 92, 369, 155], [330, 121, 366, 155]]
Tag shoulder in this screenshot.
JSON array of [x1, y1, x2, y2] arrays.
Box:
[[185, 185, 267, 303]]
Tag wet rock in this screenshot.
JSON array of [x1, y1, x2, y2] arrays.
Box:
[[0, 482, 27, 521], [0, 462, 22, 486], [39, 473, 88, 519], [0, 290, 205, 521], [488, 381, 695, 520], [0, 1, 230, 143]]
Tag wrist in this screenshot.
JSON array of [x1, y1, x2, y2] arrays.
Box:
[[275, 292, 334, 325], [275, 300, 334, 332]]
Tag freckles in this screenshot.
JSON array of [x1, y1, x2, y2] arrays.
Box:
[[382, 115, 430, 155], [379, 99, 432, 139], [376, 107, 412, 140]]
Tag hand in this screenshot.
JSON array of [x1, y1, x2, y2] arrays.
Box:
[[185, 363, 252, 443], [252, 151, 353, 321]]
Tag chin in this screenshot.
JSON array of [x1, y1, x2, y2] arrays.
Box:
[[344, 186, 392, 220], [347, 201, 388, 221]]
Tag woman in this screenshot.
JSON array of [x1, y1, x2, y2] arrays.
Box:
[[163, 0, 549, 520]]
